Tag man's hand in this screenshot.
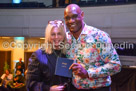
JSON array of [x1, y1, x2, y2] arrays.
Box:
[[69, 63, 89, 78], [17, 66, 21, 69], [50, 85, 65, 91]]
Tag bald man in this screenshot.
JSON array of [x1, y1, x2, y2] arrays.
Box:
[[15, 58, 25, 73], [64, 4, 121, 91]]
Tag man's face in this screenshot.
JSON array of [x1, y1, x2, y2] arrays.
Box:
[[64, 7, 83, 33], [19, 58, 22, 62]]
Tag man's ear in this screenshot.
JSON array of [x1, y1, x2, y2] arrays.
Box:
[[81, 11, 84, 19]]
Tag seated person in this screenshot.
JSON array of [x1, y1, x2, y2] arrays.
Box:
[[14, 70, 25, 83], [0, 69, 13, 88], [9, 70, 25, 88]]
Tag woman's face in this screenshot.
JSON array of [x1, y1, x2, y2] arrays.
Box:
[[50, 27, 64, 50]]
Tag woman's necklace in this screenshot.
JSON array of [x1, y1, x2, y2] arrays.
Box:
[[53, 50, 62, 57]]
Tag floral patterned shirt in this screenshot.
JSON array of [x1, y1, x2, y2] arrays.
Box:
[[66, 24, 121, 89]]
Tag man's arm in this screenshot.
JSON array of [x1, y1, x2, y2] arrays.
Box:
[[87, 32, 121, 78]]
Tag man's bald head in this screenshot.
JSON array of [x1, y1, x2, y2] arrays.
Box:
[[64, 4, 81, 15]]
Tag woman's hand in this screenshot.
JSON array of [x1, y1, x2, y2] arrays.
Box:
[[50, 85, 65, 91]]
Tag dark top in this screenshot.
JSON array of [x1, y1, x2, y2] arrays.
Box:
[[15, 61, 25, 73], [26, 49, 69, 91], [14, 75, 25, 83]]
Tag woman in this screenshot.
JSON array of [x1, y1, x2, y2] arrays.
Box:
[[0, 69, 13, 91], [0, 69, 13, 88], [26, 20, 69, 91]]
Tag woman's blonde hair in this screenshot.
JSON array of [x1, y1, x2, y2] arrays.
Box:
[[44, 20, 67, 54]]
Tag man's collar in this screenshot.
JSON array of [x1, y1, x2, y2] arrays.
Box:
[[67, 31, 72, 35], [81, 24, 88, 35]]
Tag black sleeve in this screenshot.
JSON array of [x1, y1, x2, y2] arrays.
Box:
[[26, 51, 50, 91], [22, 62, 25, 71]]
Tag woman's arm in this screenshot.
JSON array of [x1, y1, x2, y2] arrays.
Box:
[[26, 50, 50, 91]]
